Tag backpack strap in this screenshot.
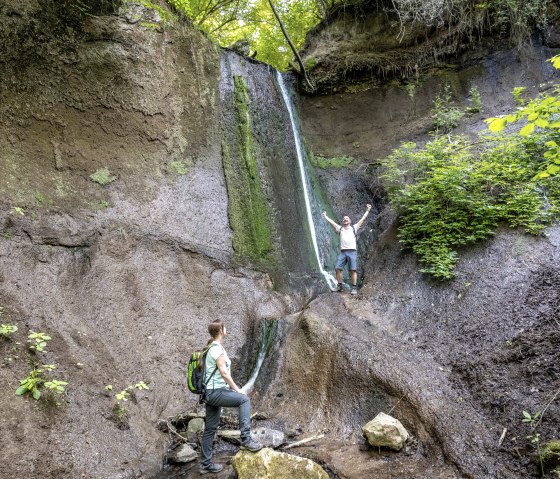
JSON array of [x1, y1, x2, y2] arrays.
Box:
[[202, 343, 219, 390]]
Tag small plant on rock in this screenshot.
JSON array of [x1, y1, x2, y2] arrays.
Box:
[[16, 364, 68, 401], [431, 84, 465, 133], [0, 323, 18, 339], [105, 381, 150, 429], [27, 331, 51, 352], [467, 86, 483, 113], [523, 410, 545, 477]]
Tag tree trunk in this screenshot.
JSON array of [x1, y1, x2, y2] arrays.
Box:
[[267, 0, 314, 90]]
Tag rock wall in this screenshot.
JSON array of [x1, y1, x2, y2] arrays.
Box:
[[0, 2, 296, 478]]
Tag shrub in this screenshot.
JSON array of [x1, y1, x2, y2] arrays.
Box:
[[381, 133, 560, 279], [431, 84, 465, 133]]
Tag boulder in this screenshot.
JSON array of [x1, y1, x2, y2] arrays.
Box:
[[169, 444, 198, 464], [362, 412, 409, 451], [232, 448, 328, 479], [186, 418, 205, 442], [251, 427, 285, 448]]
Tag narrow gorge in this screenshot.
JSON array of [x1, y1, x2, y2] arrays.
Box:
[[0, 1, 559, 478]]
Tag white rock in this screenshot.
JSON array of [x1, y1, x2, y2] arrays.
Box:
[[362, 412, 409, 451], [171, 444, 198, 463]]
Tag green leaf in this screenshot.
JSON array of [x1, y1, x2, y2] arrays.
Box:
[[32, 389, 41, 400], [547, 164, 560, 174], [15, 386, 27, 395], [487, 118, 507, 132], [548, 55, 560, 69], [534, 118, 549, 128], [522, 411, 532, 420], [519, 123, 535, 137], [545, 141, 558, 148]]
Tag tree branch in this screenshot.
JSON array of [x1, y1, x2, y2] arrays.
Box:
[[267, 0, 314, 91]]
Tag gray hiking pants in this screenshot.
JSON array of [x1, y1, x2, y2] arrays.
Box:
[[201, 388, 251, 466]]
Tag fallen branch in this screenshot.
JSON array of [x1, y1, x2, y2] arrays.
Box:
[[283, 434, 325, 450]]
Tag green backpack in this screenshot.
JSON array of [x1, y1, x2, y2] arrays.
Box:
[[187, 344, 218, 400]]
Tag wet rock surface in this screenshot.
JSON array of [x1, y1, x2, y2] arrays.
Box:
[[1, 2, 559, 479]]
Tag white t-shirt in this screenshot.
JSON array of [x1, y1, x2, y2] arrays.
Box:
[[336, 225, 359, 250], [204, 342, 231, 390]]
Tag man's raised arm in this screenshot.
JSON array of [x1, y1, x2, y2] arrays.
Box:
[[322, 211, 339, 230], [355, 204, 372, 229]]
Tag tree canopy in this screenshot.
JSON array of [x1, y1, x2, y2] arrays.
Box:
[[167, 0, 327, 70]]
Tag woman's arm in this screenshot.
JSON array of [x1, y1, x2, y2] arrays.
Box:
[[216, 354, 245, 394], [322, 211, 340, 230]]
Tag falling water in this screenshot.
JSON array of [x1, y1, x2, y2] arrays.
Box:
[[240, 319, 278, 394], [276, 72, 338, 290]]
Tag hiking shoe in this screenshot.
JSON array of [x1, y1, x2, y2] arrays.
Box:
[[350, 286, 358, 295], [336, 283, 343, 292], [240, 438, 263, 452], [199, 463, 223, 474]]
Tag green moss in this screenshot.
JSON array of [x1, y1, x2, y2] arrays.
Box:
[[310, 153, 355, 169], [222, 76, 274, 268], [168, 160, 190, 175], [33, 191, 51, 205], [90, 168, 116, 186], [88, 200, 111, 210]]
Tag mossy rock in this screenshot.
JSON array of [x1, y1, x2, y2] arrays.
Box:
[[232, 448, 328, 479], [543, 439, 560, 470]]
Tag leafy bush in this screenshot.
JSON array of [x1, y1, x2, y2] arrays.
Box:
[[431, 84, 465, 133], [382, 55, 560, 280], [28, 331, 51, 352], [467, 86, 483, 113], [105, 381, 150, 428], [382, 133, 560, 279]]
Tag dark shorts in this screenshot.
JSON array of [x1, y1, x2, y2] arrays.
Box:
[[335, 250, 357, 271]]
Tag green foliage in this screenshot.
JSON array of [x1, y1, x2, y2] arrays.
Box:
[[310, 154, 355, 169], [105, 381, 150, 428], [467, 86, 483, 113], [390, 0, 550, 47], [11, 207, 25, 216], [381, 131, 560, 279], [431, 84, 465, 133], [90, 168, 117, 186], [16, 364, 67, 401], [383, 56, 560, 279], [523, 410, 545, 476], [28, 331, 52, 352], [123, 0, 175, 26], [0, 324, 18, 338], [167, 0, 322, 70], [512, 86, 527, 105], [486, 55, 560, 180]]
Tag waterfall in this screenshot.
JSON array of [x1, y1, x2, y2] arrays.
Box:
[[275, 72, 338, 291], [240, 319, 278, 394]]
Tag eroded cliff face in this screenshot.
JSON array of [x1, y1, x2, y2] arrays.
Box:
[[0, 2, 297, 478], [1, 1, 559, 479]]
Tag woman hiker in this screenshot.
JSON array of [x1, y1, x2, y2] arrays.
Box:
[[322, 204, 372, 294], [199, 320, 263, 474]]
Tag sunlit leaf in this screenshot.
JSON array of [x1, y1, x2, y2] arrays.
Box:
[[519, 123, 535, 136], [488, 118, 507, 132]]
